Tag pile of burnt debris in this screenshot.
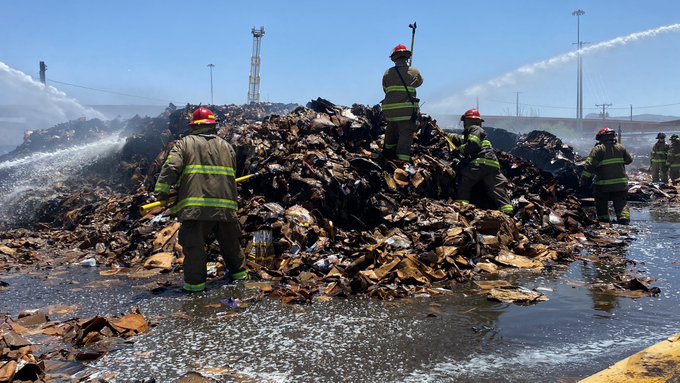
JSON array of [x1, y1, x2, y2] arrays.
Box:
[[1, 99, 676, 305]]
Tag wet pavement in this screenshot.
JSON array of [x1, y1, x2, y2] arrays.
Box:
[[1, 208, 679, 382]]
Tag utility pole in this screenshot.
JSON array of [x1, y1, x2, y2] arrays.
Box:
[[207, 63, 215, 105], [596, 103, 612, 120], [630, 104, 633, 121], [248, 26, 265, 104], [572, 10, 586, 132], [39, 61, 47, 84], [514, 92, 521, 117]]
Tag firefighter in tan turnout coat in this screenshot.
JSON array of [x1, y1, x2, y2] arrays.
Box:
[[381, 44, 423, 162], [580, 127, 633, 225], [650, 132, 669, 184], [154, 107, 246, 292]]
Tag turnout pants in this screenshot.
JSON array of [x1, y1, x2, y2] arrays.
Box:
[[178, 220, 246, 290], [384, 120, 417, 161], [456, 163, 513, 213], [669, 167, 680, 183], [650, 162, 668, 183], [593, 189, 629, 223]]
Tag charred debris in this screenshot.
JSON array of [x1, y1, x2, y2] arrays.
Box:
[[1, 99, 677, 304]]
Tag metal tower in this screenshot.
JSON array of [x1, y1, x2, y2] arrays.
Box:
[[247, 26, 265, 104]]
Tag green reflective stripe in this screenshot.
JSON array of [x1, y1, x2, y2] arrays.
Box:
[[651, 159, 666, 163], [499, 204, 513, 214], [594, 177, 628, 186], [170, 197, 238, 214], [472, 158, 500, 169], [467, 135, 482, 145], [381, 102, 418, 110], [183, 282, 205, 292], [619, 211, 630, 219], [384, 85, 417, 93], [455, 200, 469, 205], [481, 140, 492, 148], [230, 271, 248, 281], [397, 154, 411, 161], [598, 158, 625, 166], [652, 151, 667, 155], [154, 182, 171, 193], [584, 156, 593, 166], [385, 116, 414, 122], [581, 171, 592, 178], [670, 164, 680, 168], [183, 165, 235, 177], [164, 154, 173, 164], [384, 143, 397, 149]]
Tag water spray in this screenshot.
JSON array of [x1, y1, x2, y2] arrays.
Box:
[[430, 23, 680, 113]]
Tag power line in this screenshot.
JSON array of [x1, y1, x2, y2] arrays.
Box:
[[483, 97, 680, 111], [46, 78, 181, 104]]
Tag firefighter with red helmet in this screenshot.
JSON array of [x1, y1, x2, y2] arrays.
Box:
[[447, 109, 514, 215], [580, 127, 633, 224], [650, 132, 669, 184], [154, 107, 246, 292], [380, 44, 423, 162]]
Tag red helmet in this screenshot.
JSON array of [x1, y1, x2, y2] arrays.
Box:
[[390, 44, 411, 59], [460, 109, 484, 122], [596, 127, 615, 141], [189, 107, 217, 125]]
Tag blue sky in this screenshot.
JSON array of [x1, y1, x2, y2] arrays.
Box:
[[2, 0, 680, 120]]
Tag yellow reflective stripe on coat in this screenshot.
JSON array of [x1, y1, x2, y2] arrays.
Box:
[[598, 158, 626, 166], [581, 171, 592, 178], [383, 85, 417, 93], [178, 164, 235, 185], [381, 102, 418, 110], [183, 165, 235, 177], [467, 135, 482, 145], [154, 182, 171, 193], [594, 177, 628, 186], [651, 159, 666, 163], [472, 158, 501, 169], [385, 115, 414, 122], [481, 140, 492, 148], [170, 197, 238, 214]]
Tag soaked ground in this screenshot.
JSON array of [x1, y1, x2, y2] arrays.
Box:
[[1, 207, 679, 382]]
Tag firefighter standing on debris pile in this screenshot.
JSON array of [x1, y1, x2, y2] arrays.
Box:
[[447, 109, 514, 215], [650, 132, 669, 184], [580, 127, 633, 225], [380, 44, 423, 162], [667, 134, 680, 183], [154, 107, 246, 293]]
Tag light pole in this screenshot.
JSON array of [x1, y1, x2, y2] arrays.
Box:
[[207, 63, 215, 105], [572, 9, 585, 132], [514, 92, 521, 117]]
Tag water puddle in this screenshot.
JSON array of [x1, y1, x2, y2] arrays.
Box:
[[2, 208, 679, 382]]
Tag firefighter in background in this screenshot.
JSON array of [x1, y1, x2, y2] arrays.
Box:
[[154, 107, 246, 292], [580, 127, 633, 225], [666, 134, 680, 183], [381, 44, 423, 162], [650, 132, 669, 184], [447, 109, 514, 215]]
